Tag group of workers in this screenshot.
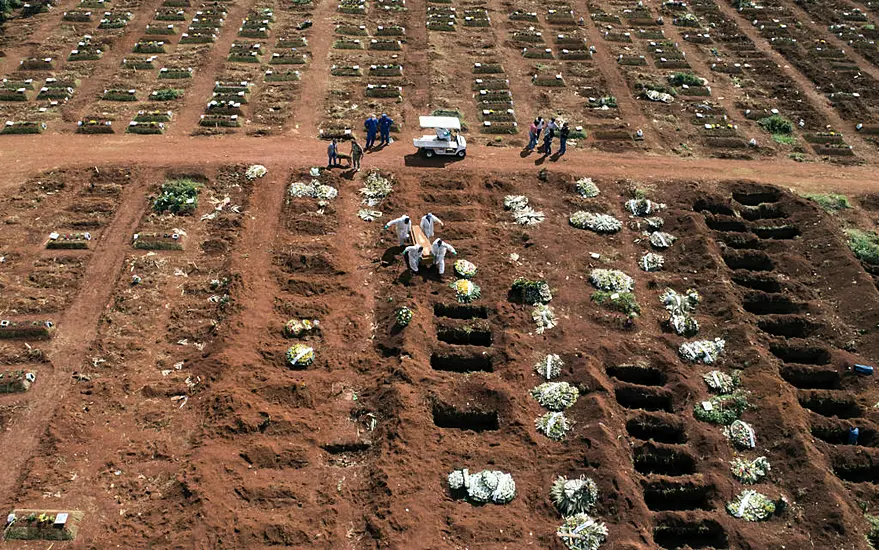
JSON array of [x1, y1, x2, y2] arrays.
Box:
[[326, 114, 395, 171], [526, 117, 570, 157], [384, 213, 458, 276]]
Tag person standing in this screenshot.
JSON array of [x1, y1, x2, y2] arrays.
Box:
[[378, 113, 393, 146], [420, 212, 444, 239], [327, 138, 339, 167], [547, 117, 559, 134], [351, 139, 363, 171], [384, 215, 411, 246], [558, 123, 570, 156], [542, 126, 554, 156], [527, 119, 540, 151], [402, 245, 423, 272], [431, 239, 457, 276], [364, 114, 378, 149]]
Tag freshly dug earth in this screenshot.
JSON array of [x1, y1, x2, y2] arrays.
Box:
[[0, 161, 877, 550]]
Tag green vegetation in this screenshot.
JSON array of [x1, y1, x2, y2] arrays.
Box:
[[758, 114, 793, 135], [150, 88, 182, 101], [694, 391, 750, 425], [846, 228, 879, 265], [866, 514, 879, 549], [771, 134, 796, 145], [803, 193, 850, 211], [0, 0, 22, 21], [591, 291, 641, 316], [668, 72, 702, 86], [153, 178, 202, 214]]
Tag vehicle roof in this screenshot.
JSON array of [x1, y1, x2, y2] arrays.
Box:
[[419, 116, 461, 130]]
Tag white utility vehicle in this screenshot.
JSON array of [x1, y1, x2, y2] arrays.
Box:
[[413, 115, 466, 158]]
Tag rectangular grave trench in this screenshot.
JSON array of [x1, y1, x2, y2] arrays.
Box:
[[626, 413, 688, 444], [634, 444, 696, 476], [642, 479, 714, 511], [606, 364, 666, 386], [431, 400, 499, 432], [433, 303, 488, 319], [653, 517, 728, 549], [614, 385, 674, 413], [436, 324, 492, 347], [430, 351, 493, 373]]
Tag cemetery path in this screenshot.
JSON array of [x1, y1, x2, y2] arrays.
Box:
[[0, 133, 878, 196]]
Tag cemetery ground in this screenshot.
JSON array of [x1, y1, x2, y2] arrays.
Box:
[[0, 151, 878, 549], [3, 0, 879, 545]]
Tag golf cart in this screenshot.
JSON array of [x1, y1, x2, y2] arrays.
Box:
[[413, 115, 466, 158]]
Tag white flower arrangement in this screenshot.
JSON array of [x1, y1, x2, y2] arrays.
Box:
[[679, 338, 725, 363], [639, 252, 664, 272], [660, 288, 700, 336], [590, 269, 634, 292], [649, 231, 676, 249], [536, 411, 572, 440], [359, 171, 393, 206], [570, 211, 622, 233], [730, 456, 770, 484], [534, 354, 563, 379], [703, 370, 738, 393], [575, 177, 599, 198], [532, 304, 557, 334], [454, 259, 478, 279], [245, 164, 267, 180], [504, 195, 529, 210], [724, 419, 756, 449], [556, 513, 608, 550], [448, 468, 516, 504], [625, 198, 665, 216], [504, 195, 544, 225], [286, 343, 314, 367], [550, 475, 599, 516], [288, 179, 339, 202], [726, 490, 775, 521], [530, 381, 579, 410], [512, 206, 545, 225]]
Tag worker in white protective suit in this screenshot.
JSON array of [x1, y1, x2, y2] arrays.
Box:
[[420, 212, 444, 239], [384, 215, 411, 246], [402, 245, 423, 272], [431, 238, 457, 276]]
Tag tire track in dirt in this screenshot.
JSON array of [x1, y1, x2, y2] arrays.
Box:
[[170, 0, 261, 134], [285, 0, 336, 137], [61, 0, 172, 123], [575, 0, 662, 151], [0, 167, 149, 509], [713, 0, 876, 154]]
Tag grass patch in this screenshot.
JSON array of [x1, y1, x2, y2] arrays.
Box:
[[668, 72, 702, 86], [150, 88, 182, 101], [803, 193, 850, 211], [592, 291, 641, 315], [771, 134, 796, 145], [846, 228, 879, 265], [153, 178, 201, 214], [758, 114, 793, 135]]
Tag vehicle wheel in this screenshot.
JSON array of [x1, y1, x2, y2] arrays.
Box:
[[457, 149, 466, 158], [425, 149, 435, 158]]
